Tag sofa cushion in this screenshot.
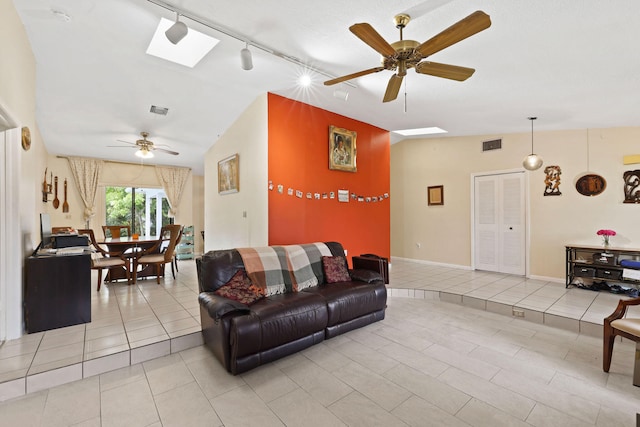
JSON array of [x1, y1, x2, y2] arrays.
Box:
[[304, 281, 387, 326], [322, 256, 351, 283], [214, 270, 265, 305]]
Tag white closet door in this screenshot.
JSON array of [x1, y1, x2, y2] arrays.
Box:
[[474, 172, 525, 275]]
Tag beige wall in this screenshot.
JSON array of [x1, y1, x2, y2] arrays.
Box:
[[391, 127, 640, 281], [46, 155, 197, 239], [204, 94, 268, 251]]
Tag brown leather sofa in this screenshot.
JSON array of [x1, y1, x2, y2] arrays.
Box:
[[197, 242, 387, 374]]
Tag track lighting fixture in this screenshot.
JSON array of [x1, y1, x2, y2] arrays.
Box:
[[522, 117, 543, 171], [240, 43, 253, 70], [165, 12, 188, 44]]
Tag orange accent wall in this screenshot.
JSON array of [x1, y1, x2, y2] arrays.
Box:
[[268, 93, 390, 263]]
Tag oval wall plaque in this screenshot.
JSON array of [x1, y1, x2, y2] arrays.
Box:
[[575, 173, 606, 196]]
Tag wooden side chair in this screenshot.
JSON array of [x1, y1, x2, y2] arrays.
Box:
[[102, 225, 131, 239], [603, 297, 640, 386], [78, 229, 131, 291], [133, 224, 181, 284]]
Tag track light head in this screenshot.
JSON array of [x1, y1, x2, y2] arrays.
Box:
[[240, 44, 253, 70], [165, 13, 188, 44]]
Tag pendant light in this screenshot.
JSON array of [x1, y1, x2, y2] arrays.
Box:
[[522, 116, 543, 171]]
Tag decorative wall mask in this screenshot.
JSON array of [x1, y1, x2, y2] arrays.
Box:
[[623, 170, 640, 203], [575, 174, 606, 196], [543, 165, 562, 196]]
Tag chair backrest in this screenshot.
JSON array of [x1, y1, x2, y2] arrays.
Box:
[[78, 229, 107, 257], [102, 225, 131, 239], [160, 224, 182, 262]]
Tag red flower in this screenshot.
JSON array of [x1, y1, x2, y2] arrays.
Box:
[[596, 229, 617, 237]]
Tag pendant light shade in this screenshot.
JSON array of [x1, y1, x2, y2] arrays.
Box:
[[165, 12, 188, 45], [522, 116, 543, 171]]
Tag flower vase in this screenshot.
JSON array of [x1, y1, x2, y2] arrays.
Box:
[[602, 236, 612, 256]]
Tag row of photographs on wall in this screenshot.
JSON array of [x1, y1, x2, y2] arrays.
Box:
[[268, 181, 389, 203]]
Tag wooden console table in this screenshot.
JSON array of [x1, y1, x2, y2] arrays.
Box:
[[566, 244, 640, 289]]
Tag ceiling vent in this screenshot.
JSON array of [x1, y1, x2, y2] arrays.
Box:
[[482, 138, 502, 152], [150, 105, 169, 115]]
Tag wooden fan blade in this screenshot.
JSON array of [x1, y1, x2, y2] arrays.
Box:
[[154, 147, 179, 156], [383, 74, 403, 103], [416, 10, 491, 58], [107, 145, 137, 148], [324, 67, 385, 86], [350, 23, 397, 57], [415, 61, 475, 81]]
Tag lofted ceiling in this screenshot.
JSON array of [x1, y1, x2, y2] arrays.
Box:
[[13, 0, 640, 175]]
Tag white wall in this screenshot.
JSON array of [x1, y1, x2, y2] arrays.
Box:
[[204, 94, 268, 251], [391, 127, 640, 281]]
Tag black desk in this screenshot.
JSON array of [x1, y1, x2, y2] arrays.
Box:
[[24, 254, 91, 333]]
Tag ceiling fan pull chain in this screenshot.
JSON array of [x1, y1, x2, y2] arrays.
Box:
[[404, 77, 408, 113]]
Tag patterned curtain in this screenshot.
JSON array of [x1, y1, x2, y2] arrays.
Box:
[[155, 166, 191, 217], [66, 157, 104, 226]]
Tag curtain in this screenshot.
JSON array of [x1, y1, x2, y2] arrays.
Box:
[[67, 157, 104, 226], [155, 166, 191, 217]]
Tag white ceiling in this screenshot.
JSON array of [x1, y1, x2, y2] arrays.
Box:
[[14, 0, 640, 175]]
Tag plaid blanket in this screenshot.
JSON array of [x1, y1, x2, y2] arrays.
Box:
[[237, 243, 332, 295]]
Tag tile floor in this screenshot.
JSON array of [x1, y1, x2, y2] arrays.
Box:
[[0, 259, 204, 401], [1, 258, 640, 426]]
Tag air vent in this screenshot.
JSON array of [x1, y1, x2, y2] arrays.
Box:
[[482, 138, 502, 151], [150, 105, 169, 115]]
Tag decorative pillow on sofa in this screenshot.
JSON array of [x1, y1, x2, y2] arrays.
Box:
[[214, 269, 265, 305], [322, 256, 351, 283]]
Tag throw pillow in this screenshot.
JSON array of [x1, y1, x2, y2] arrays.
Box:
[[214, 269, 265, 305], [322, 256, 351, 283]]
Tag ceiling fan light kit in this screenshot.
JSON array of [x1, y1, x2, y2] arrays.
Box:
[[135, 148, 154, 159], [522, 117, 543, 171], [324, 10, 491, 103], [165, 12, 188, 44]]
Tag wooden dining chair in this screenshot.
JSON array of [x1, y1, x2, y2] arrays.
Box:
[[133, 224, 181, 284], [78, 229, 131, 291], [102, 225, 131, 239], [603, 296, 640, 386]]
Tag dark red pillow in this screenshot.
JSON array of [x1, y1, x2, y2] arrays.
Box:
[[322, 256, 351, 283], [214, 269, 265, 305]]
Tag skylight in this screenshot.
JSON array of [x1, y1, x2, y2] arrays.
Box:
[[146, 18, 219, 68], [393, 127, 448, 136]]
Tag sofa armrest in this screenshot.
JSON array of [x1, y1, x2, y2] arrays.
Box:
[[198, 292, 251, 321], [349, 268, 384, 284]]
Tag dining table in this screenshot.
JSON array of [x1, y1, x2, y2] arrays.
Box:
[[98, 235, 162, 282]]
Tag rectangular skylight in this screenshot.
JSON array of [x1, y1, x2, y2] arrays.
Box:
[[146, 18, 219, 68], [393, 127, 448, 136]]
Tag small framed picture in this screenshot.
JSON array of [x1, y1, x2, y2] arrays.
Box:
[[218, 154, 239, 195], [329, 126, 357, 172], [428, 185, 444, 206]]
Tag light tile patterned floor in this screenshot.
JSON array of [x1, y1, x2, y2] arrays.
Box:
[[1, 258, 639, 425]]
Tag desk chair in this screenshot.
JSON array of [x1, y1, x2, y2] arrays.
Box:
[[133, 224, 181, 284], [102, 225, 131, 239], [78, 229, 131, 291], [603, 297, 640, 386]]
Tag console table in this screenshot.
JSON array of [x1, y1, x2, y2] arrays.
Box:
[[566, 244, 640, 289], [24, 254, 91, 333]]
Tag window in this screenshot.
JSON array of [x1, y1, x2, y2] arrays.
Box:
[[105, 187, 171, 237]]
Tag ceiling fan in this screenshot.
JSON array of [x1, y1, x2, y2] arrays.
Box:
[[113, 132, 179, 158], [324, 10, 491, 102]]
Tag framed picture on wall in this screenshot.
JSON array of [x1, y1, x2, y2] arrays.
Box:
[[218, 153, 239, 194], [427, 185, 444, 206], [329, 125, 357, 172]]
